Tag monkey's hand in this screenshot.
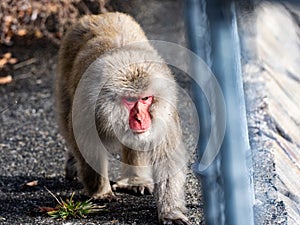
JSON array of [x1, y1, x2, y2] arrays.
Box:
[[112, 177, 154, 196]]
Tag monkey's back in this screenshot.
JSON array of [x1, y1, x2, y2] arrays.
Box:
[[57, 12, 149, 96]]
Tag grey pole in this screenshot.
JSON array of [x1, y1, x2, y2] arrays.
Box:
[[185, 0, 255, 225], [185, 0, 225, 224]]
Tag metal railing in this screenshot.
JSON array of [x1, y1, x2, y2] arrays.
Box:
[[185, 0, 255, 224]]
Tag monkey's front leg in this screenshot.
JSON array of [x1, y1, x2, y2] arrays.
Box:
[[153, 148, 190, 225], [112, 147, 154, 195], [77, 153, 114, 200]]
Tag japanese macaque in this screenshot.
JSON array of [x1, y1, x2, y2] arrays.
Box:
[[56, 12, 189, 224]]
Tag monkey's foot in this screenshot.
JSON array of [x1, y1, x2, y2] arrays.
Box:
[[112, 178, 154, 196], [91, 190, 117, 202], [160, 212, 190, 225], [162, 218, 190, 225]]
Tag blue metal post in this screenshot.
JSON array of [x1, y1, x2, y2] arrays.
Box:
[[184, 0, 225, 224], [185, 0, 255, 225]]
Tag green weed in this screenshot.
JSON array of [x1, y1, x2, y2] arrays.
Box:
[[42, 187, 106, 220]]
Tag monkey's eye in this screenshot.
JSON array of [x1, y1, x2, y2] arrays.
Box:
[[125, 97, 138, 102], [141, 96, 149, 101], [140, 96, 154, 104]]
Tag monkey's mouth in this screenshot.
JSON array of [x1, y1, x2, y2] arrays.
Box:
[[129, 115, 151, 134], [132, 129, 148, 134]]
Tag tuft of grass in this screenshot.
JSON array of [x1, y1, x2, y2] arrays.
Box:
[[43, 187, 106, 220]]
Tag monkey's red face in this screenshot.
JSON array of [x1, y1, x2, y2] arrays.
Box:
[[122, 96, 153, 134]]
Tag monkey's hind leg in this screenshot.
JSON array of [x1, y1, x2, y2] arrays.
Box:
[[65, 150, 78, 180], [112, 147, 154, 195]]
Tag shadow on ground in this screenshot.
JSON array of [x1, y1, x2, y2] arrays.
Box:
[[0, 175, 161, 224]]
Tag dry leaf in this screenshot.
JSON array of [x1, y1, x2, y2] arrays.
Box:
[[0, 58, 8, 68], [3, 52, 12, 59], [34, 29, 43, 38], [17, 29, 27, 36], [49, 3, 58, 13], [8, 58, 18, 64], [26, 180, 38, 187], [0, 75, 13, 84], [4, 15, 13, 25], [18, 10, 25, 18], [39, 206, 58, 213], [20, 180, 38, 190]]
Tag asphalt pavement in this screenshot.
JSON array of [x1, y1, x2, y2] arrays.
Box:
[[0, 1, 203, 224]]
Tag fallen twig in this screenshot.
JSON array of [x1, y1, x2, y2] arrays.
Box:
[[13, 58, 38, 70]]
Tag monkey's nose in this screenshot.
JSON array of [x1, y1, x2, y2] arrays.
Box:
[[134, 101, 144, 113], [134, 114, 142, 123]]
